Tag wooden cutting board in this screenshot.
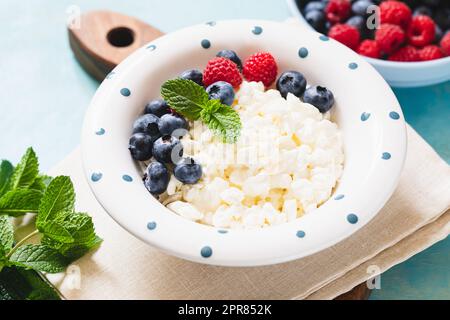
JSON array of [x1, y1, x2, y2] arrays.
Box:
[[67, 10, 371, 300]]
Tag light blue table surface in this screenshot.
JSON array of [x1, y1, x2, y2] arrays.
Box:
[[0, 0, 448, 299]]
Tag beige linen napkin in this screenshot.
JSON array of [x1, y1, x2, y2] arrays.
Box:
[[46, 125, 450, 300]]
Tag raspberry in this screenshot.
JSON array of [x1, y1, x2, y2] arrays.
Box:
[[357, 40, 381, 59], [325, 0, 351, 24], [243, 52, 278, 87], [203, 57, 242, 88], [380, 0, 412, 29], [328, 24, 360, 50], [440, 32, 450, 56], [388, 45, 420, 62], [375, 24, 406, 54], [407, 15, 436, 47], [419, 45, 444, 61]]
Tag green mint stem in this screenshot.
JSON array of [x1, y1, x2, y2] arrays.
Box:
[[6, 230, 39, 259]]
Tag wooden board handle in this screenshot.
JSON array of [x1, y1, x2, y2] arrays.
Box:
[[68, 10, 164, 81]]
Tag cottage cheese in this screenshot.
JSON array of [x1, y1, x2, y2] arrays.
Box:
[[164, 81, 344, 229]]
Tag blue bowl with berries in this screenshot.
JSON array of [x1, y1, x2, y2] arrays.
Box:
[[81, 20, 406, 266], [287, 0, 450, 87]]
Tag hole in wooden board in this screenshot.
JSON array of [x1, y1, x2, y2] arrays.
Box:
[[107, 27, 135, 47]]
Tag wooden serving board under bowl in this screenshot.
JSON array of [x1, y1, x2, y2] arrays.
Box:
[[67, 10, 370, 300]]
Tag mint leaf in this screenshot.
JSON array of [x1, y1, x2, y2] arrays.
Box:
[[0, 189, 43, 217], [42, 212, 102, 261], [200, 100, 242, 143], [37, 176, 75, 226], [0, 216, 14, 256], [0, 160, 14, 197], [9, 244, 68, 273], [43, 236, 102, 262], [0, 266, 60, 300], [29, 175, 52, 192], [9, 148, 39, 190], [161, 79, 208, 120], [38, 220, 74, 244]]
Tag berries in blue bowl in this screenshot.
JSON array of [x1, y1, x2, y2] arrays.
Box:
[[297, 0, 450, 61]]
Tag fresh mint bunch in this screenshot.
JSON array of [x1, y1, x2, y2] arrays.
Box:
[[161, 79, 242, 143], [0, 148, 102, 299]]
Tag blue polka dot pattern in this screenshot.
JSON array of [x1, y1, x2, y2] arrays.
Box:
[[296, 230, 306, 238], [349, 62, 358, 70], [146, 44, 156, 51], [347, 214, 359, 224], [334, 194, 345, 200], [382, 152, 392, 160], [120, 88, 131, 97], [218, 230, 228, 234], [122, 175, 133, 182], [389, 111, 400, 120], [201, 39, 211, 49], [361, 112, 371, 121], [252, 26, 263, 35], [91, 173, 102, 182], [298, 47, 309, 58], [95, 128, 105, 135], [319, 35, 329, 41], [201, 246, 213, 258], [147, 222, 157, 230]]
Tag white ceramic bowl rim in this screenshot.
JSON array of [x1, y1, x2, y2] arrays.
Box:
[[81, 19, 407, 266]]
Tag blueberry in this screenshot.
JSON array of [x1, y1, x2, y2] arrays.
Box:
[[304, 1, 326, 13], [305, 10, 327, 33], [158, 114, 188, 137], [206, 81, 235, 106], [180, 69, 204, 87], [276, 71, 307, 99], [153, 135, 183, 164], [216, 50, 242, 70], [174, 158, 203, 184], [132, 114, 160, 137], [347, 16, 365, 30], [352, 0, 373, 17], [346, 16, 373, 39], [128, 133, 154, 161], [144, 99, 170, 117], [144, 162, 170, 195], [303, 86, 335, 113], [414, 6, 433, 17]]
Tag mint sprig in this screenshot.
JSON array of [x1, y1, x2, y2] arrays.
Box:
[[161, 79, 242, 143], [8, 148, 39, 190], [0, 147, 102, 300]]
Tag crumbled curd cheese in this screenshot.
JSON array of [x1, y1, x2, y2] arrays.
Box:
[[165, 81, 344, 229]]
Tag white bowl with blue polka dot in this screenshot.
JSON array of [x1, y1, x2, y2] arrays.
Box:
[[287, 0, 450, 88], [81, 20, 407, 266]]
